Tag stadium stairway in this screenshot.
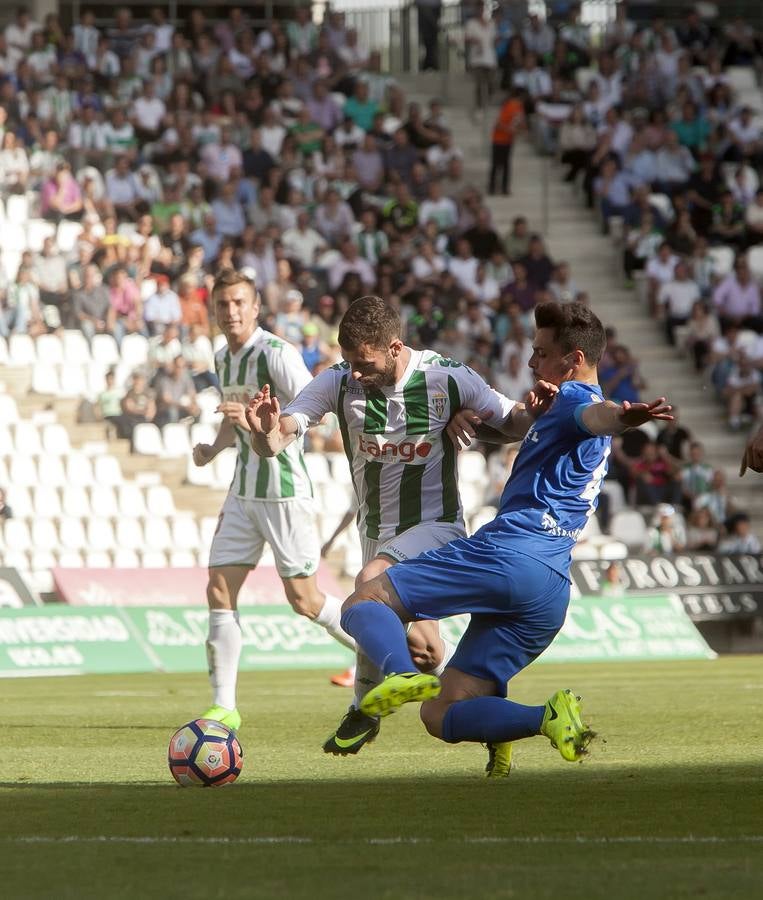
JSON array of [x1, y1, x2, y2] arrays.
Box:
[[399, 72, 763, 527]]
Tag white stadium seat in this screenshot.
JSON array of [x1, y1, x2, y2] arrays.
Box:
[[62, 330, 91, 364], [2, 550, 30, 570], [56, 551, 85, 567], [186, 456, 214, 486], [86, 518, 118, 553], [35, 334, 64, 365], [10, 334, 36, 365], [459, 481, 484, 517], [141, 550, 168, 568], [171, 516, 200, 550], [29, 550, 57, 571], [213, 448, 237, 489], [120, 333, 149, 368], [58, 516, 88, 552], [66, 453, 94, 487], [1, 249, 22, 280], [0, 423, 12, 455], [146, 484, 176, 517], [0, 393, 19, 423], [87, 364, 107, 397], [2, 519, 32, 551], [42, 423, 72, 455], [13, 422, 42, 456], [133, 423, 163, 456], [304, 453, 331, 485], [90, 485, 119, 518], [199, 516, 219, 550], [59, 364, 89, 398], [25, 218, 56, 252], [459, 451, 488, 483], [610, 510, 649, 550], [118, 483, 147, 518], [328, 453, 352, 486], [32, 485, 62, 519], [599, 540, 628, 560], [31, 518, 60, 551], [169, 550, 197, 567], [143, 516, 173, 551], [190, 423, 217, 446], [6, 486, 34, 519], [600, 480, 626, 518], [56, 220, 83, 253], [113, 548, 140, 568], [470, 505, 497, 534], [91, 334, 120, 367], [162, 422, 192, 458], [85, 551, 112, 568], [32, 364, 61, 395], [93, 454, 124, 486], [116, 518, 144, 551], [747, 246, 763, 283], [61, 486, 91, 518], [9, 456, 38, 488], [37, 455, 67, 488], [0, 336, 8, 366], [197, 390, 222, 424]]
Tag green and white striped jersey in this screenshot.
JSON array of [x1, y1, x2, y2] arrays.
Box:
[[215, 327, 313, 502], [283, 348, 516, 542]]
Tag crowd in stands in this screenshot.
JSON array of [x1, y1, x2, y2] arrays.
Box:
[[0, 1, 762, 559]]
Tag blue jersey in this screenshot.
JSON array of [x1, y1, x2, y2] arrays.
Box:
[[485, 381, 611, 578]]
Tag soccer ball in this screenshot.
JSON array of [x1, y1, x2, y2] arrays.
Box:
[[168, 718, 243, 787]]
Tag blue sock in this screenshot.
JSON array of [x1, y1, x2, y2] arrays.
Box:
[[340, 602, 416, 676], [441, 697, 546, 744]]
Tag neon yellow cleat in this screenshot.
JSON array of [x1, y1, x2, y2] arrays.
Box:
[[485, 741, 513, 778], [200, 706, 242, 733], [359, 672, 441, 718], [541, 689, 595, 762]]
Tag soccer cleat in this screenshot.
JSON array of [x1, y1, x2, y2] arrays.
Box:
[[200, 705, 242, 733], [540, 689, 595, 762], [323, 707, 380, 755], [359, 672, 441, 718], [330, 665, 356, 688], [485, 741, 513, 778]]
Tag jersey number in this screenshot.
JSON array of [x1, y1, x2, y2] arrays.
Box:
[[580, 446, 610, 517]]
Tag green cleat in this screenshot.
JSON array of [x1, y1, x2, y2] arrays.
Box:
[[540, 689, 595, 762], [323, 707, 380, 756], [359, 672, 441, 718], [200, 706, 242, 733], [485, 741, 513, 778]]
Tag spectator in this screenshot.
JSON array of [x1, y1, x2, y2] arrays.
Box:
[[723, 357, 760, 431], [0, 131, 29, 196], [503, 216, 531, 261], [644, 504, 687, 554], [1, 265, 41, 337], [519, 234, 554, 291], [34, 237, 71, 326], [98, 368, 125, 436], [712, 256, 762, 331], [697, 470, 736, 524], [107, 265, 143, 345], [631, 442, 681, 507], [40, 161, 83, 223], [600, 344, 646, 404], [143, 273, 181, 336], [154, 354, 199, 427], [683, 301, 720, 371], [494, 351, 534, 399], [685, 507, 720, 552], [119, 371, 156, 446], [718, 514, 761, 554], [465, 5, 498, 112], [300, 321, 326, 373], [73, 263, 111, 342], [463, 207, 504, 261], [657, 259, 701, 345], [680, 441, 715, 509]]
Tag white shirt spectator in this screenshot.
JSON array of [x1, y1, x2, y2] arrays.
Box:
[[449, 254, 479, 294], [260, 123, 286, 157], [5, 19, 40, 52], [132, 95, 166, 132], [658, 277, 700, 318], [465, 17, 497, 68], [281, 224, 327, 267], [200, 141, 243, 183], [328, 254, 376, 291], [105, 168, 140, 205], [144, 287, 181, 328], [412, 253, 446, 280], [646, 253, 679, 286], [513, 66, 552, 99], [418, 196, 458, 230]]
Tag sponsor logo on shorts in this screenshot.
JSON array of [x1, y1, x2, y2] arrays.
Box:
[[357, 435, 433, 463]]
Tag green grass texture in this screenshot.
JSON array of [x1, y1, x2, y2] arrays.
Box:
[[2, 657, 762, 900]]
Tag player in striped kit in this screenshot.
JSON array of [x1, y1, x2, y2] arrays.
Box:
[[191, 269, 355, 732], [247, 296, 553, 760]]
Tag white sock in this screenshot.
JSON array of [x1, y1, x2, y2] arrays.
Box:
[[206, 609, 242, 710], [353, 650, 383, 708], [431, 636, 457, 677], [315, 594, 356, 651]]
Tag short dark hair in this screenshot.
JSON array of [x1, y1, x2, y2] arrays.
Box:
[[338, 296, 401, 351], [534, 301, 606, 366]]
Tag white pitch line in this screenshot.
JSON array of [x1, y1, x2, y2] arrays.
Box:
[[5, 835, 763, 847]]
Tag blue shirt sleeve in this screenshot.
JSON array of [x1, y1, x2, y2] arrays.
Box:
[[549, 382, 603, 440]]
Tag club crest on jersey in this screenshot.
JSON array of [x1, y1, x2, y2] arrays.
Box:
[[358, 434, 433, 463], [431, 392, 447, 419]]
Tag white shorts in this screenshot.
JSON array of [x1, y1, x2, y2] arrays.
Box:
[[360, 521, 466, 568], [209, 494, 320, 578]]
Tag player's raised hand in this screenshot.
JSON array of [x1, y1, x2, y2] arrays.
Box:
[[246, 384, 281, 435], [619, 397, 673, 428], [217, 401, 249, 431], [525, 380, 558, 419], [740, 424, 763, 476], [447, 407, 493, 450], [192, 443, 214, 466]]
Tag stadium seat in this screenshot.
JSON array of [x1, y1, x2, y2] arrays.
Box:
[[458, 451, 487, 483], [85, 551, 112, 568], [140, 278, 158, 302], [470, 505, 497, 533], [32, 485, 62, 519], [59, 364, 89, 398], [56, 220, 83, 254], [162, 422, 192, 458], [0, 458, 8, 487], [62, 330, 91, 364], [93, 454, 124, 486], [118, 483, 148, 518], [169, 550, 197, 567], [146, 484, 176, 517], [1, 249, 21, 281], [66, 453, 94, 487], [190, 423, 217, 446], [706, 245, 734, 278], [141, 550, 169, 568], [342, 534, 363, 577], [304, 453, 331, 485], [2, 519, 31, 551], [599, 540, 628, 560], [36, 333, 64, 365], [31, 518, 61, 551], [199, 516, 219, 550], [747, 246, 763, 283], [0, 393, 19, 424], [6, 486, 34, 518], [186, 455, 214, 486], [459, 481, 484, 517], [89, 485, 119, 518], [58, 516, 89, 552], [2, 550, 30, 570], [31, 364, 61, 395], [61, 485, 91, 518], [57, 551, 85, 567], [17, 424, 47, 465], [113, 548, 140, 568], [610, 510, 649, 550], [37, 455, 67, 488], [87, 364, 108, 397], [86, 518, 118, 553], [29, 550, 57, 571], [648, 193, 675, 224], [132, 423, 163, 456], [91, 334, 120, 367], [115, 518, 144, 551], [9, 456, 38, 488], [579, 515, 601, 540], [9, 334, 36, 365], [571, 542, 599, 560], [197, 390, 221, 424], [144, 516, 173, 551], [25, 218, 56, 252], [328, 452, 352, 486], [120, 333, 149, 368], [727, 66, 757, 93], [171, 516, 200, 550], [41, 422, 72, 456], [213, 448, 237, 488], [601, 480, 626, 516], [0, 336, 8, 366], [0, 423, 11, 456]]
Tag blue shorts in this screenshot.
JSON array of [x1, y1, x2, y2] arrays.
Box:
[[386, 535, 570, 696]]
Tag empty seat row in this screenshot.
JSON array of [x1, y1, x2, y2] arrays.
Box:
[[2, 482, 176, 520], [0, 452, 123, 489], [0, 422, 72, 456], [5, 550, 212, 579]]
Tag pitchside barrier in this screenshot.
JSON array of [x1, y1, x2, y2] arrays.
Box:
[[0, 595, 714, 678]]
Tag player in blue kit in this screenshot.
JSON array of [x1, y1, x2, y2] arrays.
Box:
[[338, 302, 673, 772]]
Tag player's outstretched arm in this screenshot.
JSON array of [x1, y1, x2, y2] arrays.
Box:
[[192, 417, 236, 466], [246, 384, 299, 457], [740, 424, 763, 476], [581, 397, 673, 436]]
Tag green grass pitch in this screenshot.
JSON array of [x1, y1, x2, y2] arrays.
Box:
[[2, 657, 762, 900]]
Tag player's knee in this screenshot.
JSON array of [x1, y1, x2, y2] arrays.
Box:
[[355, 557, 391, 589], [283, 582, 321, 619], [420, 699, 447, 740]]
